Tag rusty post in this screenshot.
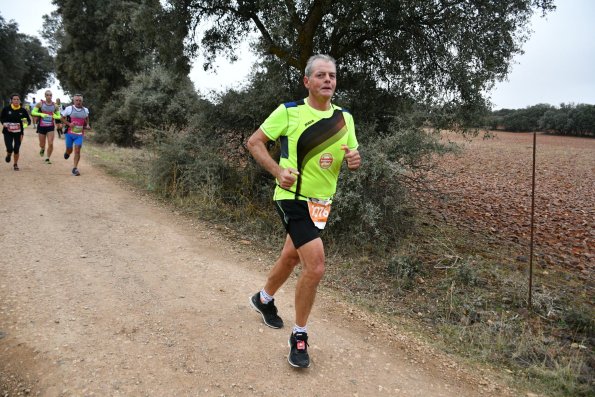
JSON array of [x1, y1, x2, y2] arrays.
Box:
[[528, 131, 537, 310]]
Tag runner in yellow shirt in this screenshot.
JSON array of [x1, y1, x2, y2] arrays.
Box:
[[247, 54, 361, 368]]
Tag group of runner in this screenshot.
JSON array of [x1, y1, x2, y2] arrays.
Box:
[[1, 91, 90, 175]]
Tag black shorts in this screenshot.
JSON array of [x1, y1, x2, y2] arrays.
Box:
[[37, 126, 55, 135], [275, 200, 320, 249]]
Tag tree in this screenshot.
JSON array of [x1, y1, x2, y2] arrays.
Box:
[[0, 16, 23, 101], [17, 35, 54, 96], [178, 0, 555, 112], [47, 0, 191, 115], [0, 15, 53, 102], [95, 66, 201, 146], [539, 103, 595, 137]]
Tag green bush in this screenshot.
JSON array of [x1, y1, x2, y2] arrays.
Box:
[[94, 66, 201, 146]]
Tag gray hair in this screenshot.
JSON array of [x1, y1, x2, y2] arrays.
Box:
[[305, 54, 336, 77]]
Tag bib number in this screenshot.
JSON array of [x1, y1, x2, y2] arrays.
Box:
[[71, 125, 84, 134], [307, 199, 331, 230], [70, 118, 85, 134], [6, 123, 20, 133], [39, 113, 53, 127]]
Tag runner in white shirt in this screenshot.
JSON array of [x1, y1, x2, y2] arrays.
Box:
[[60, 94, 90, 176]]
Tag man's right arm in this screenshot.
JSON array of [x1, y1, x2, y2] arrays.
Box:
[[60, 107, 71, 128], [247, 128, 298, 189]]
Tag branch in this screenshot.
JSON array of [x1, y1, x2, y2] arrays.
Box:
[[240, 8, 299, 68], [283, 0, 302, 30], [295, 0, 333, 68]]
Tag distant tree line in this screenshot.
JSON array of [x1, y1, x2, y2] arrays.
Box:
[[485, 103, 595, 137], [0, 15, 53, 105]]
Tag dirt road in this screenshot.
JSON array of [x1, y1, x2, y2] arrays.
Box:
[[1, 128, 517, 396]]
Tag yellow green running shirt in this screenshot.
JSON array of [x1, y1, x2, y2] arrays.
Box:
[[260, 98, 358, 201]]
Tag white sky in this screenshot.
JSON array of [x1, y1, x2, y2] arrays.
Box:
[[1, 0, 594, 109]]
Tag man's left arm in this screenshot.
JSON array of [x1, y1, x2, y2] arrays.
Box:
[[343, 115, 361, 170], [341, 145, 361, 170]]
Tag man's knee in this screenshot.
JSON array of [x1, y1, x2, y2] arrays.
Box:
[[303, 260, 325, 281], [279, 251, 300, 271]]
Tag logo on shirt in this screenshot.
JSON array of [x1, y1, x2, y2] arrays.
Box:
[[319, 153, 333, 169], [305, 120, 314, 127]]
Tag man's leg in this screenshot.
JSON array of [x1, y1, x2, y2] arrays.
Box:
[[293, 238, 325, 327], [250, 235, 300, 329], [263, 235, 301, 296], [64, 134, 74, 161], [286, 237, 324, 368], [73, 145, 81, 168]]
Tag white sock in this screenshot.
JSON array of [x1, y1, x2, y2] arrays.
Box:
[[259, 289, 273, 304], [292, 324, 307, 335]]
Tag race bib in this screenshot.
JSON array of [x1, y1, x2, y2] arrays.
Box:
[[71, 118, 85, 134], [307, 198, 332, 230], [72, 125, 84, 134], [6, 123, 20, 133], [39, 113, 54, 127]]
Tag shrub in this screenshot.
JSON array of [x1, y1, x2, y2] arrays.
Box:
[[94, 66, 201, 146]]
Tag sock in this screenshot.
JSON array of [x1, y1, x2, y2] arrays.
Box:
[[259, 289, 273, 304], [292, 324, 307, 335]]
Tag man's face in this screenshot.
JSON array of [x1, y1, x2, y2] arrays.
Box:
[[45, 92, 52, 102], [304, 60, 337, 101], [11, 96, 20, 106], [73, 96, 83, 107]]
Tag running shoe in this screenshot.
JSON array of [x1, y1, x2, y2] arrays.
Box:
[[288, 332, 310, 368], [45, 158, 52, 164], [5, 154, 10, 163], [249, 292, 284, 329], [72, 167, 80, 176], [39, 148, 44, 157], [64, 152, 70, 160], [13, 164, 19, 171]]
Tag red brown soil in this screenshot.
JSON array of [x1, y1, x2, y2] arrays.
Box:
[[425, 131, 594, 275]]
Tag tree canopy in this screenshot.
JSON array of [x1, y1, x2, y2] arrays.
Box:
[[179, 0, 554, 110], [487, 103, 595, 136], [0, 15, 53, 102], [46, 0, 192, 114]]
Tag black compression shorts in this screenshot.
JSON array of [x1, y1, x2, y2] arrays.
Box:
[[37, 126, 55, 135], [275, 200, 321, 249]]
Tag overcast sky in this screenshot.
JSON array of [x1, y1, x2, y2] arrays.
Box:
[[1, 0, 594, 109]]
